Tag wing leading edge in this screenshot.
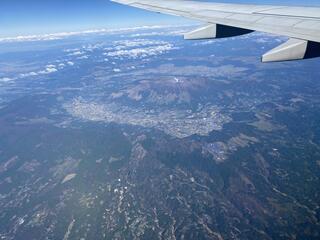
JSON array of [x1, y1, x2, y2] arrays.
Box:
[[112, 0, 320, 62]]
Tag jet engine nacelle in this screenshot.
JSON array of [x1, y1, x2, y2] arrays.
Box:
[[262, 38, 320, 62], [184, 24, 253, 40]]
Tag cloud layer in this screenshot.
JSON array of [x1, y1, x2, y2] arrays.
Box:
[[0, 25, 186, 43], [104, 39, 177, 59]]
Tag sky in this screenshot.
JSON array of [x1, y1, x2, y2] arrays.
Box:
[[1, 0, 319, 37]]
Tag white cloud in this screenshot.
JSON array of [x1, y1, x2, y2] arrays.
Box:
[[113, 39, 169, 50], [64, 48, 80, 53], [45, 67, 58, 73], [113, 68, 121, 73], [4, 59, 79, 83], [46, 64, 56, 68], [18, 66, 57, 79], [0, 25, 184, 43], [77, 55, 89, 60], [19, 72, 38, 78], [129, 29, 186, 38], [106, 44, 176, 59], [0, 77, 14, 82], [68, 51, 84, 56], [0, 29, 108, 43], [104, 38, 178, 59], [193, 40, 217, 46]]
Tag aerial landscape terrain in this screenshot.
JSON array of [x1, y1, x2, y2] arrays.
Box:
[[0, 25, 320, 239]]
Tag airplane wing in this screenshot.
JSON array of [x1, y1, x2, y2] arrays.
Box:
[[111, 0, 320, 62]]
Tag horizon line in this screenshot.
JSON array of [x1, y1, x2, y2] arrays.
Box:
[[0, 24, 198, 43]]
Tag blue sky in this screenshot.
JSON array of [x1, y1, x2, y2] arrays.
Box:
[[1, 0, 319, 37]]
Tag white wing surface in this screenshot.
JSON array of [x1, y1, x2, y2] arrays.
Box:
[[112, 0, 320, 62]]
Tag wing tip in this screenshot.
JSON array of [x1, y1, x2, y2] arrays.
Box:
[[110, 0, 136, 4]]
